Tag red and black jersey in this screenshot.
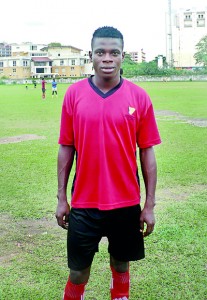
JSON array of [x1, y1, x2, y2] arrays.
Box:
[[58, 77, 161, 210]]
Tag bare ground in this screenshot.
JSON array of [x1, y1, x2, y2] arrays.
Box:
[[0, 184, 206, 266], [0, 134, 46, 144], [155, 110, 207, 127]]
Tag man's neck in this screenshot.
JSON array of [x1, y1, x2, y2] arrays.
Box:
[[92, 75, 120, 94]]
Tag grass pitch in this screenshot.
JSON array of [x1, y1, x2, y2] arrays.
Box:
[[0, 81, 206, 299]]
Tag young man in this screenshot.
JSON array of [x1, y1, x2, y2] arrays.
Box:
[[41, 78, 46, 99], [52, 78, 58, 98], [56, 26, 161, 300]]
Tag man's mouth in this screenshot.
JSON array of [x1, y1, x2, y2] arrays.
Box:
[[101, 67, 115, 72]]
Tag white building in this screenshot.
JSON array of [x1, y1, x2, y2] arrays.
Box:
[[171, 6, 207, 68], [11, 42, 47, 57]]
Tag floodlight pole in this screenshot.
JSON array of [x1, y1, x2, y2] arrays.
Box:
[[167, 0, 173, 67]]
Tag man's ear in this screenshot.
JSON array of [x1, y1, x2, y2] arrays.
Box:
[[122, 51, 125, 61], [89, 51, 92, 61]]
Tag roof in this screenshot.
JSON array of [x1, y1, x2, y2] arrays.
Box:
[[31, 57, 53, 62], [41, 45, 82, 51]]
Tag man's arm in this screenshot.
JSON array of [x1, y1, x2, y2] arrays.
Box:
[[139, 146, 157, 237], [55, 144, 75, 229]]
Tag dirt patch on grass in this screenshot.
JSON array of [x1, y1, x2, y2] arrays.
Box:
[[1, 184, 206, 266], [155, 110, 207, 127], [0, 215, 59, 265], [0, 134, 46, 144], [0, 213, 108, 266]]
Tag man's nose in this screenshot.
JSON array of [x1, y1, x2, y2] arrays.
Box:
[[103, 53, 113, 61]]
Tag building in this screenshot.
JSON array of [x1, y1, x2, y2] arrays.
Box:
[[0, 56, 31, 78], [11, 42, 47, 57], [0, 43, 12, 57], [41, 46, 91, 77], [0, 43, 92, 79], [31, 57, 53, 78], [128, 49, 146, 63], [171, 6, 207, 68]]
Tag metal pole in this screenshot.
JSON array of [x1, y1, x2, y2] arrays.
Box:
[[168, 0, 173, 67]]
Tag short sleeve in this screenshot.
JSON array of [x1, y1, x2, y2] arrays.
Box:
[[58, 92, 74, 145], [136, 104, 161, 148]]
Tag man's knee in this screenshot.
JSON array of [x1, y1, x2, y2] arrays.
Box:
[[110, 256, 129, 273], [69, 266, 91, 284]]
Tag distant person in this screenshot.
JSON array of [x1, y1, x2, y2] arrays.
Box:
[[25, 80, 28, 90], [52, 78, 58, 98], [56, 26, 161, 300], [33, 79, 37, 88], [41, 78, 46, 99]]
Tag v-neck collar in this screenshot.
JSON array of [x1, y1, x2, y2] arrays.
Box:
[[88, 76, 123, 99]]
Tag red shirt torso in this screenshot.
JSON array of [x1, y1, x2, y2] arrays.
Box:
[[59, 78, 161, 210]]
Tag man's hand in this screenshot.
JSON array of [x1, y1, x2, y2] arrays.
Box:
[[55, 199, 70, 230], [140, 206, 155, 237]]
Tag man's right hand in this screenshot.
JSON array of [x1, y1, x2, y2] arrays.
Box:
[[55, 198, 70, 230]]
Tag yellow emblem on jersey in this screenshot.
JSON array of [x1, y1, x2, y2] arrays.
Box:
[[128, 106, 136, 115]]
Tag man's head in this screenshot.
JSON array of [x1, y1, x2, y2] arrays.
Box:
[[91, 26, 124, 50], [90, 26, 125, 80]]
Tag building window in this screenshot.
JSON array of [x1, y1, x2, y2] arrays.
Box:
[[197, 19, 205, 27], [184, 12, 192, 27], [197, 12, 205, 27], [0, 61, 3, 67], [23, 60, 28, 66], [71, 67, 75, 71], [13, 61, 16, 66], [0, 68, 3, 73], [34, 62, 46, 66], [60, 60, 64, 66], [72, 60, 75, 65], [13, 68, 16, 73]]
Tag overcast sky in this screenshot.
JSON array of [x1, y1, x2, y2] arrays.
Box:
[[0, 0, 206, 60]]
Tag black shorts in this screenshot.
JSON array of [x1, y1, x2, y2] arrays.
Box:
[[67, 205, 145, 271]]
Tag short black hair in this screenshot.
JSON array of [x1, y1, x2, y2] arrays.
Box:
[[91, 26, 124, 49]]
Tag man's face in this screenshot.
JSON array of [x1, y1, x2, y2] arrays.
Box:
[[90, 37, 124, 79]]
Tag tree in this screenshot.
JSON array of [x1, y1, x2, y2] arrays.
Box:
[[48, 42, 62, 47], [194, 35, 207, 66], [122, 53, 137, 65]]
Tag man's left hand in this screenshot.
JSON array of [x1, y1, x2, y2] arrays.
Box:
[[140, 207, 155, 237]]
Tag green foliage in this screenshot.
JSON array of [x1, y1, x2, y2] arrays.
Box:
[[48, 42, 62, 47], [123, 53, 137, 65], [194, 35, 207, 66], [122, 52, 207, 77]]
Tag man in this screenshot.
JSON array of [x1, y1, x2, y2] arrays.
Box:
[[41, 78, 46, 99], [56, 26, 161, 300], [52, 78, 58, 98]]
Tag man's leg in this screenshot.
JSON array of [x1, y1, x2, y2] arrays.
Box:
[[63, 266, 91, 300], [110, 256, 130, 300]]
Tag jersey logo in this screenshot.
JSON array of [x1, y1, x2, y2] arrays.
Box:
[[128, 106, 136, 115]]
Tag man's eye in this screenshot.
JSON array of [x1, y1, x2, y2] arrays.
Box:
[[97, 51, 103, 55], [112, 51, 119, 56]]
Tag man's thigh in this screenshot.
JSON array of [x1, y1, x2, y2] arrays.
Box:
[[67, 208, 102, 270], [107, 205, 145, 261]]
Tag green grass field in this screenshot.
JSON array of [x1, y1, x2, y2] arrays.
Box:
[[0, 81, 207, 300]]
